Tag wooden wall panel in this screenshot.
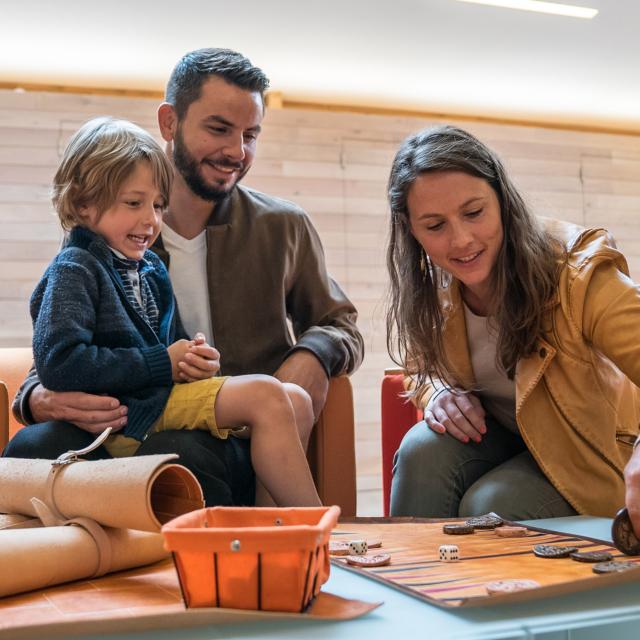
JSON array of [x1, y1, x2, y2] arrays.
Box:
[[0, 89, 639, 515]]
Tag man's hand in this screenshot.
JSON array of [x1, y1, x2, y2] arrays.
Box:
[[274, 350, 329, 421], [624, 446, 640, 536], [30, 384, 126, 434], [174, 333, 221, 382], [424, 389, 487, 444]]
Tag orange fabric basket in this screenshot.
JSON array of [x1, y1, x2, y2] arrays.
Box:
[[161, 505, 341, 612]]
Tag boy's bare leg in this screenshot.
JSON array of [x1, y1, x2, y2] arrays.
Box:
[[254, 383, 315, 506], [282, 383, 314, 451], [214, 375, 321, 507]]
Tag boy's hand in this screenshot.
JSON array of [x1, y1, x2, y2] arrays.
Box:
[[167, 339, 194, 382], [173, 333, 221, 382]]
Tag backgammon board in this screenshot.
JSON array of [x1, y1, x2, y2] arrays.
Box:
[[331, 517, 640, 607]]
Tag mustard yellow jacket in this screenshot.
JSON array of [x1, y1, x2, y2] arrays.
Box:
[[416, 221, 640, 516]]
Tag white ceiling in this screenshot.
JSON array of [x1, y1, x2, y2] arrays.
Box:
[[2, 0, 639, 131]]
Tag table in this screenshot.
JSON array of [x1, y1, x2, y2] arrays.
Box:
[[32, 517, 640, 640]]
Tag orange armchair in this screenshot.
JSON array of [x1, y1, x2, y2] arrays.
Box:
[[0, 347, 33, 452], [381, 368, 422, 516], [0, 347, 357, 516]]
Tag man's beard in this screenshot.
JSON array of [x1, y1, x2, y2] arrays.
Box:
[[172, 129, 246, 203]]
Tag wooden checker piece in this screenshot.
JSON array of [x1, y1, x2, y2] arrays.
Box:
[[485, 579, 540, 595], [592, 560, 637, 574], [367, 539, 383, 549], [345, 553, 391, 567], [495, 526, 527, 538], [570, 550, 612, 563], [443, 524, 474, 535], [612, 507, 640, 556], [533, 544, 578, 558], [465, 515, 503, 530], [328, 540, 351, 556]]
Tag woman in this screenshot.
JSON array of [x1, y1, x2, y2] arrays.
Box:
[[387, 125, 640, 520]]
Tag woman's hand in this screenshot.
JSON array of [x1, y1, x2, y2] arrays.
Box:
[[424, 389, 487, 443]]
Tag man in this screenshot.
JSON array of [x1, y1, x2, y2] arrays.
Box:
[[625, 444, 640, 536], [6, 48, 364, 506]]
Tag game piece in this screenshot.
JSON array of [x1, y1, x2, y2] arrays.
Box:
[[465, 515, 503, 529], [495, 526, 527, 538], [367, 539, 383, 548], [443, 524, 474, 535], [612, 508, 640, 556], [485, 579, 540, 595], [348, 539, 368, 555], [439, 544, 459, 562], [328, 541, 350, 556], [533, 544, 578, 558], [345, 553, 391, 567], [592, 560, 638, 574], [570, 550, 613, 563]]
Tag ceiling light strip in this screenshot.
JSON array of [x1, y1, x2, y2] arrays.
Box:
[[455, 0, 598, 19]]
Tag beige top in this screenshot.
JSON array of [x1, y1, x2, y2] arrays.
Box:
[[463, 303, 518, 433]]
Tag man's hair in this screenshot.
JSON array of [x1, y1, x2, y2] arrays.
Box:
[[53, 117, 173, 231], [165, 48, 270, 119]]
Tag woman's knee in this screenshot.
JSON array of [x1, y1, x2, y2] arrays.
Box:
[[458, 452, 577, 520], [394, 422, 461, 477]]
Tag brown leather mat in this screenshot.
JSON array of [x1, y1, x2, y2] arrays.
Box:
[[332, 517, 640, 607], [0, 559, 381, 639]]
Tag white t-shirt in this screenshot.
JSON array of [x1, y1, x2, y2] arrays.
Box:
[[463, 303, 518, 433], [161, 224, 214, 344]]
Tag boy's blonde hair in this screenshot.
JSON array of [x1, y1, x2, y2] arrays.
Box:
[[53, 117, 173, 230]]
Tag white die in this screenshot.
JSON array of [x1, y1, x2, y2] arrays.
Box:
[[348, 540, 368, 555], [439, 544, 459, 562]]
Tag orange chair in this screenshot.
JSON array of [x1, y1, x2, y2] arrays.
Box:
[[0, 347, 33, 453], [0, 347, 357, 515], [381, 368, 422, 516]]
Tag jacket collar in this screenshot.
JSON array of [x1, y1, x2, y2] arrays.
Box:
[[68, 226, 153, 273]]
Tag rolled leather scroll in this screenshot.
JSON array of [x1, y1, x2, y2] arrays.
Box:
[[0, 523, 167, 598], [0, 454, 204, 532]]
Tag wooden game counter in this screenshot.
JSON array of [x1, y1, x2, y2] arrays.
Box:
[[4, 516, 640, 639]]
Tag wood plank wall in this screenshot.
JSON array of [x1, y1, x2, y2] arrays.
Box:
[[1, 89, 639, 514]]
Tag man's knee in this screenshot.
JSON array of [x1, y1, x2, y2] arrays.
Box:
[[2, 422, 97, 459]]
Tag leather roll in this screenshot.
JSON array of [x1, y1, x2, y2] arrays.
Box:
[[0, 454, 204, 532]]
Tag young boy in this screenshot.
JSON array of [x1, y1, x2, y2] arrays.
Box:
[[31, 116, 321, 507]]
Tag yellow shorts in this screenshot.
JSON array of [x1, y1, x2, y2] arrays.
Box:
[[104, 376, 229, 458]]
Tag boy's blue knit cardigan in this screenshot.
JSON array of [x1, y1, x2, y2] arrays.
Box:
[[30, 225, 187, 442]]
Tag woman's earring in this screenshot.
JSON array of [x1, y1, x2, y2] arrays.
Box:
[[419, 249, 428, 281]]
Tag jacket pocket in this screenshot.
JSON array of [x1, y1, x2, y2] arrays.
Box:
[[616, 432, 637, 448]]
